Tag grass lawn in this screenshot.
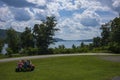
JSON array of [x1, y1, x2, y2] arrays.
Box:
[[0, 55, 120, 80]]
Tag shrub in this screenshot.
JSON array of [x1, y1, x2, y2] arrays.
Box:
[[6, 48, 13, 57], [108, 42, 120, 53], [20, 47, 39, 55]]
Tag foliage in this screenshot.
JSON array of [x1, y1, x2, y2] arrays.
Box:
[[0, 29, 7, 40], [91, 17, 120, 53], [108, 17, 120, 53], [52, 43, 91, 54], [108, 42, 120, 53], [0, 39, 4, 52], [1, 16, 59, 55], [6, 48, 13, 57], [20, 47, 39, 55], [100, 23, 110, 46], [6, 27, 20, 53], [110, 17, 120, 43], [2, 16, 120, 54], [72, 44, 76, 49], [33, 16, 59, 54], [93, 37, 101, 47], [21, 27, 34, 49]]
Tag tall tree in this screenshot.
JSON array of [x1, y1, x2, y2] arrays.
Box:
[[6, 27, 20, 53], [93, 37, 101, 47], [21, 27, 34, 49], [33, 16, 59, 53], [0, 39, 4, 53], [108, 17, 120, 53], [100, 23, 110, 46], [110, 17, 120, 43]]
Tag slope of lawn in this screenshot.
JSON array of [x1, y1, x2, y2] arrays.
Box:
[[0, 56, 120, 80]]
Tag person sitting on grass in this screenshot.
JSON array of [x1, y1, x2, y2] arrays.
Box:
[[16, 60, 24, 72], [23, 60, 27, 70], [17, 60, 23, 69], [16, 59, 35, 72], [26, 60, 31, 68], [26, 60, 35, 71]]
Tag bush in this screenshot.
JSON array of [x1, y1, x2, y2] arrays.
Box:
[[20, 48, 39, 55], [53, 48, 71, 54], [108, 42, 120, 53], [6, 48, 13, 57]]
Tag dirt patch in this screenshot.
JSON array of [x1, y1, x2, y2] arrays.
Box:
[[112, 76, 120, 80], [99, 56, 120, 62]]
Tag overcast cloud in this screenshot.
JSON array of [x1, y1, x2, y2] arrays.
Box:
[[0, 0, 120, 40]]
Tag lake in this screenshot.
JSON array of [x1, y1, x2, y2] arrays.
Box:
[[50, 41, 92, 48]]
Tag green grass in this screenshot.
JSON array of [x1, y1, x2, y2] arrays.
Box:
[[0, 54, 28, 59], [0, 56, 120, 80]]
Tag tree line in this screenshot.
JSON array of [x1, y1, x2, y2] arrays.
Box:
[[92, 16, 120, 53], [3, 16, 59, 56], [53, 16, 120, 54], [0, 16, 120, 57]]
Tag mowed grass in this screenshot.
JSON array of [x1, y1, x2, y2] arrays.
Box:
[[0, 56, 120, 80]]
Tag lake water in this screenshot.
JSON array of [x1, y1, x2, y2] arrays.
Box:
[[50, 41, 92, 48]]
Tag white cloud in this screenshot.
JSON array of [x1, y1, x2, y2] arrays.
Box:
[[10, 7, 32, 21], [0, 0, 119, 40], [46, 2, 61, 17], [0, 6, 14, 22], [26, 0, 47, 6], [112, 0, 120, 8], [73, 10, 100, 27], [97, 0, 120, 12], [55, 12, 101, 40]]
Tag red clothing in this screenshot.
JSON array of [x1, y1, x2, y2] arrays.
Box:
[[18, 62, 23, 68]]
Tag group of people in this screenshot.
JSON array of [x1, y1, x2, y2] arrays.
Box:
[[16, 59, 35, 72]]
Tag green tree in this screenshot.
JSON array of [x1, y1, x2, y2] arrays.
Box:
[[21, 27, 34, 49], [108, 17, 120, 53], [6, 27, 20, 53], [80, 42, 85, 48], [110, 17, 120, 43], [58, 45, 65, 49], [0, 39, 4, 53], [100, 23, 110, 46], [93, 37, 101, 47], [72, 44, 76, 49], [6, 48, 13, 57], [33, 16, 59, 54]]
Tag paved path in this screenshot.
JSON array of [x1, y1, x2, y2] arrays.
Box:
[[0, 53, 120, 63]]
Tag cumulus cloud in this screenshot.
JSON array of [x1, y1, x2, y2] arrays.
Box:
[[0, 0, 119, 40], [0, 6, 14, 22], [97, 0, 120, 12], [10, 8, 31, 21], [26, 0, 46, 6], [55, 13, 101, 40], [0, 0, 36, 8], [0, 0, 46, 9], [74, 10, 100, 27], [112, 0, 120, 12]]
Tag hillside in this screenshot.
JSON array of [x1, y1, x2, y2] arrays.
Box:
[[0, 29, 7, 39], [0, 29, 92, 42], [0, 29, 21, 40]]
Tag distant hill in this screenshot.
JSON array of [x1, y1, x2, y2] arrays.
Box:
[[0, 29, 93, 42], [0, 29, 7, 39], [0, 29, 21, 40], [54, 38, 64, 41], [77, 39, 93, 42], [54, 38, 93, 42]]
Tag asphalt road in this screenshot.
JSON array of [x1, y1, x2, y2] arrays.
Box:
[[0, 53, 119, 63]]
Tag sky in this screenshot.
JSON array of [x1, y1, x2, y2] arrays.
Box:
[[0, 0, 120, 40]]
